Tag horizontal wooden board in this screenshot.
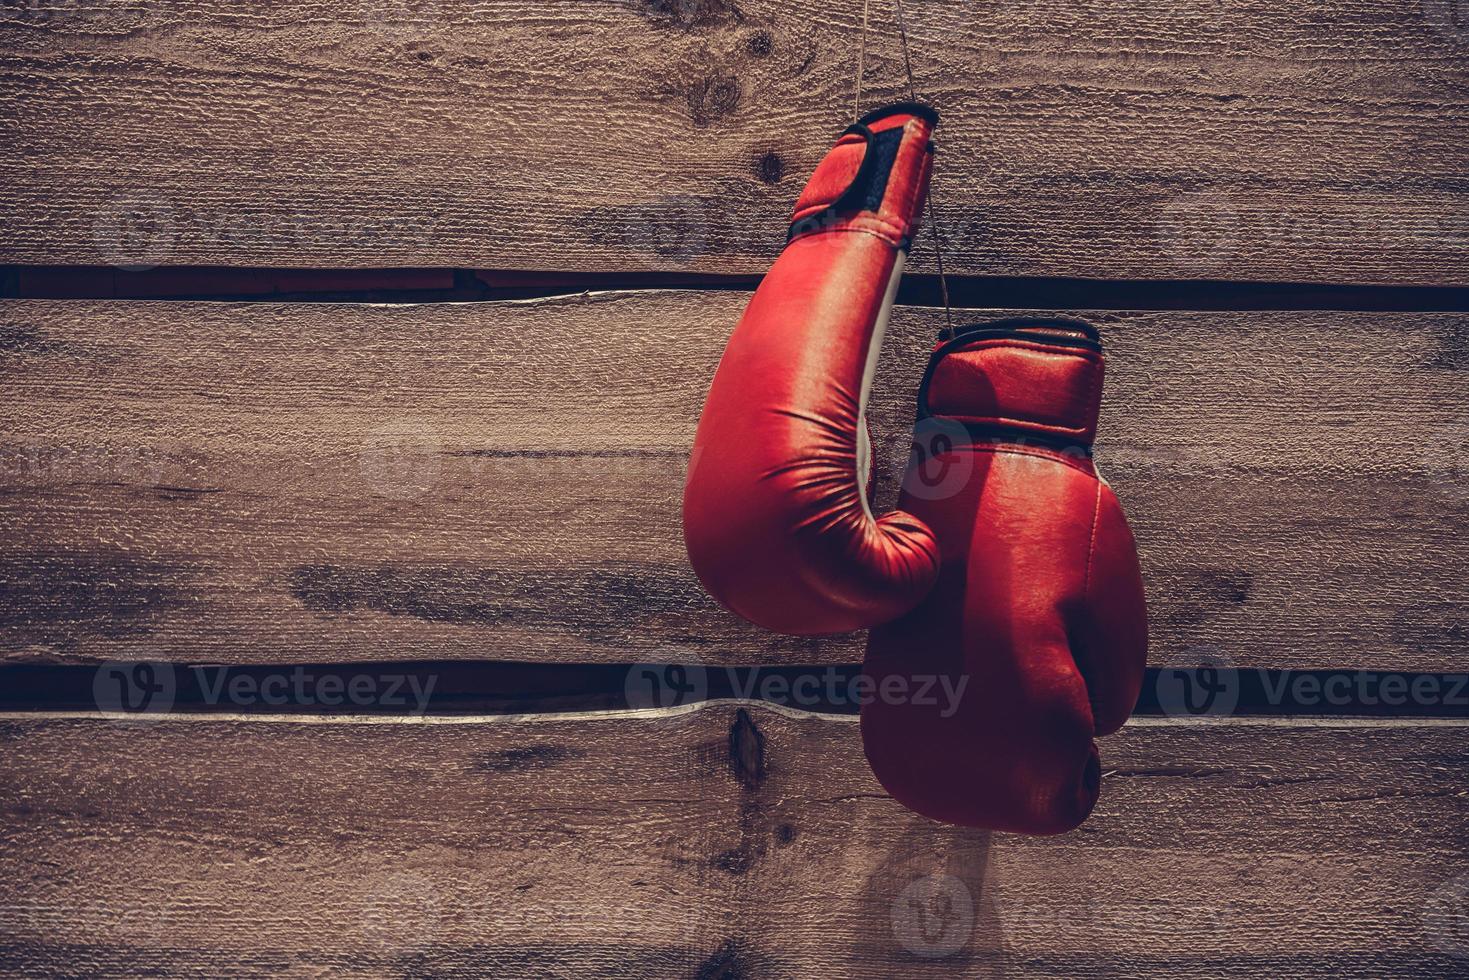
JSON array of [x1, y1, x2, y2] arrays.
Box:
[[0, 705, 1465, 976], [1, 0, 1466, 283], [2, 295, 1466, 668]]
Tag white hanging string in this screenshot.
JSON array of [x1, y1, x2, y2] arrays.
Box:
[[852, 0, 954, 329]]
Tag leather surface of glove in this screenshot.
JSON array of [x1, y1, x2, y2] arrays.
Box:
[[862, 318, 1149, 833], [683, 102, 942, 635]]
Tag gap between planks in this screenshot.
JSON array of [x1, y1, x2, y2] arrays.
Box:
[[9, 268, 1469, 312], [3, 703, 1469, 728]]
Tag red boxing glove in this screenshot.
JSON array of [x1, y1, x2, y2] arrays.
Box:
[[683, 102, 942, 635], [862, 319, 1148, 834]]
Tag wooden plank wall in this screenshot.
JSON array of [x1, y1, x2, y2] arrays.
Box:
[[1, 297, 1466, 669], [1, 2, 1467, 977], [3, 707, 1467, 977], [1, 0, 1466, 281]]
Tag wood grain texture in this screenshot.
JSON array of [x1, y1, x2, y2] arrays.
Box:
[[0, 705, 1466, 976], [1, 294, 1466, 669], [1, 0, 1466, 283]]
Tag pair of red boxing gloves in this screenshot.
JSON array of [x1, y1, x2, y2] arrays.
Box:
[[683, 103, 1148, 834]]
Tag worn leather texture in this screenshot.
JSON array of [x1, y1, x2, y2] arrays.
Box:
[[862, 321, 1149, 833], [683, 102, 941, 635]]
